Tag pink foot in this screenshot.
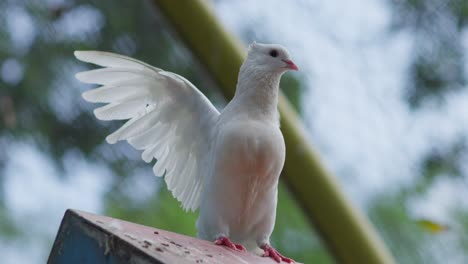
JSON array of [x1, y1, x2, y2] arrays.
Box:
[[214, 236, 246, 251], [260, 244, 294, 263]]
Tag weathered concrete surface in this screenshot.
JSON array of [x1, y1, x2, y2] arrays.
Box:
[[48, 209, 283, 264]]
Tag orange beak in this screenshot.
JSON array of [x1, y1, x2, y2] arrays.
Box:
[[282, 59, 299, 71]]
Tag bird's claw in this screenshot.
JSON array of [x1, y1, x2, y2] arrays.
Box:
[[261, 244, 294, 263], [214, 236, 246, 251]]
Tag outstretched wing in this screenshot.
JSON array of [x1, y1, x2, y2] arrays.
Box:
[[75, 51, 219, 211]]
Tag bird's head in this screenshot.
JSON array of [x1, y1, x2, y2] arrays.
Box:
[[246, 42, 298, 73]]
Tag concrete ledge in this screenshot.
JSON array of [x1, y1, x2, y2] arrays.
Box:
[[48, 209, 280, 264]]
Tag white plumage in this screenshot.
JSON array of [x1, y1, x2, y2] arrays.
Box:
[[75, 43, 298, 263]]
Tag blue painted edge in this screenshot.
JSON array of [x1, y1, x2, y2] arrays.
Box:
[[47, 209, 164, 264]]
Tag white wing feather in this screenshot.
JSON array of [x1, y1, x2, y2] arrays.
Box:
[[75, 51, 219, 211]]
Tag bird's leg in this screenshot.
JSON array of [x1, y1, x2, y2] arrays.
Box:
[[214, 236, 246, 251], [260, 243, 294, 263]]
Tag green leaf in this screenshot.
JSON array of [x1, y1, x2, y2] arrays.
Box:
[[415, 219, 449, 234]]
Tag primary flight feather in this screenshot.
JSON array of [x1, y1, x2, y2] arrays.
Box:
[[75, 42, 298, 263]]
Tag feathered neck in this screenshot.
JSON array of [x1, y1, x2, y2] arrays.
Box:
[[231, 60, 283, 123]]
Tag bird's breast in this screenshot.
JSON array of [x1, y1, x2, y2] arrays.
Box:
[[215, 120, 285, 182], [200, 120, 284, 238]]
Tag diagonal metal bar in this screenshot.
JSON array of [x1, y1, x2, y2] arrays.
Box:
[[151, 1, 395, 263]]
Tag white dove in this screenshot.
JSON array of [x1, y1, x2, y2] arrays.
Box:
[[75, 42, 298, 263]]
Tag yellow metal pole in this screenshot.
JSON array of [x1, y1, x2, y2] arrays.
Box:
[[151, 1, 395, 263]]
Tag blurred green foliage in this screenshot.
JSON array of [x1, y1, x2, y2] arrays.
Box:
[[0, 204, 19, 239], [390, 0, 467, 107]]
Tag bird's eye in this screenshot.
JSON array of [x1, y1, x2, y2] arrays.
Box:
[[269, 49, 278, 57]]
